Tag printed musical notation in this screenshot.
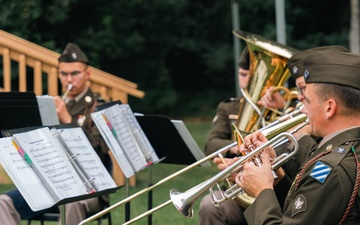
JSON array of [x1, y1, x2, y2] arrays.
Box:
[[0, 127, 117, 211], [91, 104, 159, 178]]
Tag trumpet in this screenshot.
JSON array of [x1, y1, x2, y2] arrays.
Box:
[[170, 114, 308, 218]]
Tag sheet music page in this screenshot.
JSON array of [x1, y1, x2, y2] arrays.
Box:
[[103, 104, 148, 172], [120, 104, 159, 163], [12, 127, 87, 201], [56, 127, 117, 191], [91, 111, 135, 177], [0, 137, 55, 211], [36, 95, 60, 126], [171, 120, 210, 167]]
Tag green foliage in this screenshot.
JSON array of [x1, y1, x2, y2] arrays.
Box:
[[0, 0, 351, 118]]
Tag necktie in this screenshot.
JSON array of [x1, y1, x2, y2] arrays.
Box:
[[66, 99, 76, 111]]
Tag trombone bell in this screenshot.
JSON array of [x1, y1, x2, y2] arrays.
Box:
[[169, 189, 194, 218]]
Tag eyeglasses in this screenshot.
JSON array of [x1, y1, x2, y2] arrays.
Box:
[[297, 86, 306, 96], [59, 69, 86, 78]]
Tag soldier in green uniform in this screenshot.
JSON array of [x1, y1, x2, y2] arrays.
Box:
[[0, 43, 111, 225], [54, 43, 110, 225], [199, 47, 250, 225], [236, 51, 360, 225], [277, 45, 349, 180], [204, 47, 250, 157]]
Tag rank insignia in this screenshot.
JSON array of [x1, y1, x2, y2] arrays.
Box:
[[291, 194, 307, 217], [310, 161, 332, 184]]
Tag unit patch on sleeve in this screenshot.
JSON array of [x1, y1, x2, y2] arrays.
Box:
[[310, 161, 332, 184]]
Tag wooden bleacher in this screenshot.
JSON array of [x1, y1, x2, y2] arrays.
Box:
[[0, 30, 144, 187]]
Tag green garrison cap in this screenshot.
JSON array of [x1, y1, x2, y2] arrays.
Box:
[[287, 46, 349, 79], [303, 51, 360, 90], [238, 47, 250, 70], [58, 43, 89, 64]]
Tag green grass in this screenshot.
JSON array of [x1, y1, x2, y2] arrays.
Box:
[[0, 120, 219, 225]]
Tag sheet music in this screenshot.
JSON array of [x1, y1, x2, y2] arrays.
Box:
[[102, 105, 148, 172], [91, 103, 160, 176], [12, 127, 87, 201], [0, 137, 57, 211], [91, 111, 135, 178], [56, 127, 117, 191], [119, 105, 159, 164], [36, 96, 60, 126]]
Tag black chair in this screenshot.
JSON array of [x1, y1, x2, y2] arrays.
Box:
[[26, 200, 112, 225]]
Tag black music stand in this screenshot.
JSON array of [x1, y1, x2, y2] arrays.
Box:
[[2, 124, 122, 225], [135, 114, 210, 225], [0, 92, 42, 134]]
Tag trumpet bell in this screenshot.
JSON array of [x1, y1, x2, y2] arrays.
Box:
[[169, 189, 194, 218]]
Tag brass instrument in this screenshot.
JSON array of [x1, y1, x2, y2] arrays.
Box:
[[234, 30, 299, 132], [170, 114, 308, 218], [79, 113, 307, 225]]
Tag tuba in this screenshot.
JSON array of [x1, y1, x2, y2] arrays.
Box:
[[233, 30, 299, 133], [231, 30, 299, 207]]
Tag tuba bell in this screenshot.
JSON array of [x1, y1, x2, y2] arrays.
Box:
[[233, 30, 299, 133]]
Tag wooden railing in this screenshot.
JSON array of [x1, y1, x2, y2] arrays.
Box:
[[0, 30, 145, 103], [0, 30, 143, 186]]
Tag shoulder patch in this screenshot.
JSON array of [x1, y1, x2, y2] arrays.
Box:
[[291, 194, 307, 217], [310, 161, 332, 184]]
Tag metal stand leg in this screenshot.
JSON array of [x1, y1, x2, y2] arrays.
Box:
[[60, 204, 66, 225], [147, 166, 153, 225], [125, 177, 130, 222]]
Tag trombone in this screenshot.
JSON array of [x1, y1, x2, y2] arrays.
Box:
[[170, 115, 308, 217], [79, 113, 307, 225]]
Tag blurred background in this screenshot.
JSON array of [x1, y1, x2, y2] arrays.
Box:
[[0, 1, 358, 224], [0, 0, 354, 120]]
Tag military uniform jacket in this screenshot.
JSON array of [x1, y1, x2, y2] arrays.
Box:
[[67, 88, 108, 161], [205, 97, 242, 156], [244, 127, 360, 225]]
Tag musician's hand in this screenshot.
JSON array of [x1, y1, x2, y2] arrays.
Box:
[[213, 157, 240, 182], [213, 157, 239, 170], [257, 86, 286, 109], [235, 149, 274, 198], [53, 96, 72, 124], [228, 145, 241, 155]]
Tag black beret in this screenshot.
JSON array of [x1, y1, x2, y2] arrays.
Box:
[[238, 47, 250, 70], [287, 46, 348, 79], [303, 51, 360, 90], [58, 43, 89, 64]]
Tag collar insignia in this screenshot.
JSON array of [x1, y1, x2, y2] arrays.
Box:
[[326, 144, 333, 151], [310, 161, 332, 184], [336, 147, 345, 154]]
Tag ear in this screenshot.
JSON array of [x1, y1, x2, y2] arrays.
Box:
[[85, 67, 92, 80], [325, 99, 337, 119]]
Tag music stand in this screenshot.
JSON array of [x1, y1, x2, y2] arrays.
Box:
[[135, 114, 210, 225], [135, 114, 210, 166], [0, 92, 42, 134], [2, 124, 122, 225]]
